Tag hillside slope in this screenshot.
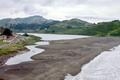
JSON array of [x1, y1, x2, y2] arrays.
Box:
[[0, 16, 120, 36], [0, 16, 59, 32], [39, 18, 93, 34]]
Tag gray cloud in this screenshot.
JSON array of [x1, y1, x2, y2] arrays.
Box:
[[0, 0, 119, 22], [11, 0, 88, 6]]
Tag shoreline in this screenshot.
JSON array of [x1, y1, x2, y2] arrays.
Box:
[[64, 44, 120, 80], [0, 49, 29, 66], [0, 35, 41, 66], [0, 37, 120, 80]]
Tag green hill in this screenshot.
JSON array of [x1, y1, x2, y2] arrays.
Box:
[[39, 18, 93, 34], [41, 19, 120, 36], [79, 20, 120, 36]]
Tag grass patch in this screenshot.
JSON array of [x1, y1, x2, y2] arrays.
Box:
[[0, 40, 8, 45], [0, 35, 41, 56]]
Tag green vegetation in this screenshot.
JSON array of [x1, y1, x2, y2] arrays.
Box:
[[39, 20, 120, 37], [0, 40, 7, 45], [79, 20, 120, 36], [0, 43, 25, 56], [22, 35, 41, 45], [108, 28, 120, 36], [0, 35, 41, 56], [38, 18, 93, 34]]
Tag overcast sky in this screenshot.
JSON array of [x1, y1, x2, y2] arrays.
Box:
[[0, 0, 120, 22]]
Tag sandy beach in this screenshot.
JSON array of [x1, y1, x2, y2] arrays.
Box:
[[0, 37, 120, 80]]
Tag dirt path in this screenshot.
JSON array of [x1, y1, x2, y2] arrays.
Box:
[[0, 37, 120, 80]]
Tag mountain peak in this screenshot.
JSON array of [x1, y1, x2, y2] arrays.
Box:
[[28, 15, 44, 18], [0, 15, 57, 26], [24, 15, 46, 21]]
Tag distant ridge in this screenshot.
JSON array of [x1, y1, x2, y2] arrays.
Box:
[[0, 15, 60, 32], [0, 15, 91, 32], [0, 15, 120, 36], [0, 15, 55, 25]]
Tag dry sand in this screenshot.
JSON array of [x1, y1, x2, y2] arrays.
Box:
[[0, 37, 120, 80]]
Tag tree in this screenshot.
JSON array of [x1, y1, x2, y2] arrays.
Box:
[[1, 28, 13, 38], [23, 33, 29, 36]]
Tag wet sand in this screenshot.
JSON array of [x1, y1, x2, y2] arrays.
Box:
[[0, 37, 120, 80]]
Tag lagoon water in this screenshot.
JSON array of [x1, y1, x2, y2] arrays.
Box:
[[28, 33, 89, 41], [5, 33, 88, 65]]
